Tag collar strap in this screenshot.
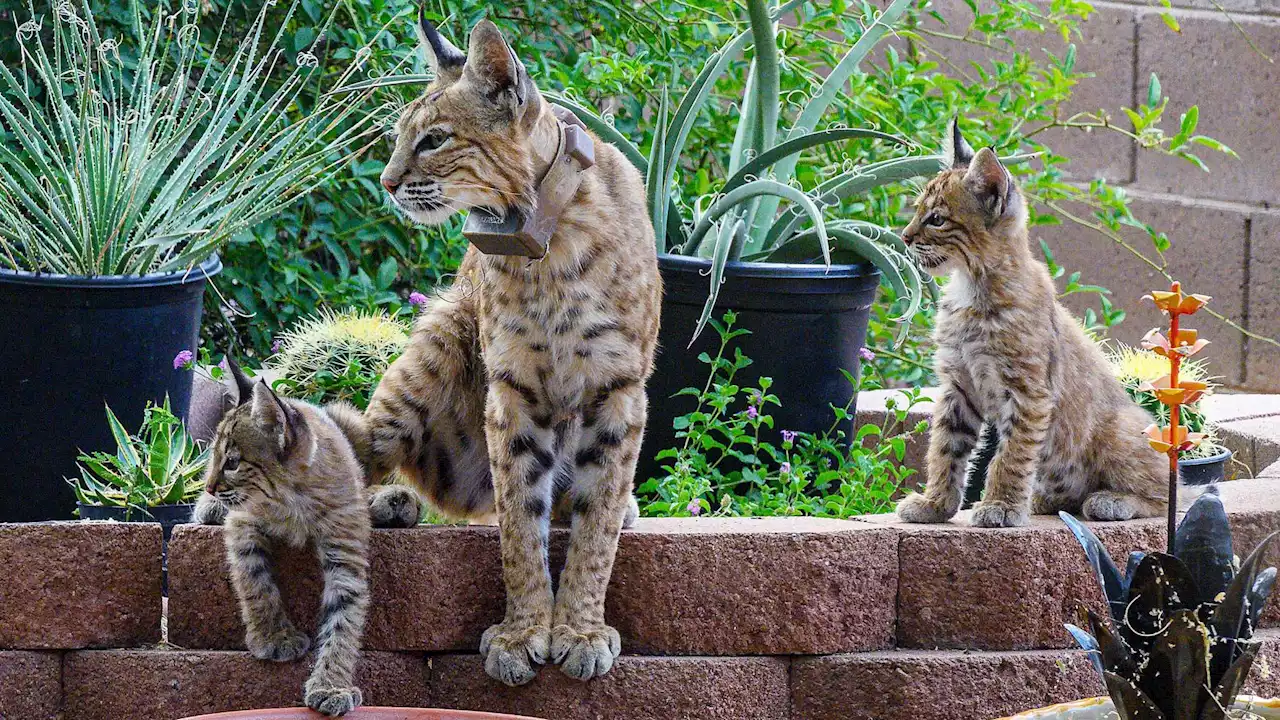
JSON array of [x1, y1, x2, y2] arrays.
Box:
[[462, 107, 595, 257]]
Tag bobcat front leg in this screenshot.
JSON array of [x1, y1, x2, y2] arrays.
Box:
[[969, 386, 1050, 528], [550, 379, 645, 681], [303, 514, 371, 717], [897, 384, 982, 523], [479, 377, 556, 687], [224, 515, 310, 662]]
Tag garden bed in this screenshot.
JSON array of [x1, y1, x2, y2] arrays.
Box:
[[2, 478, 1279, 719]]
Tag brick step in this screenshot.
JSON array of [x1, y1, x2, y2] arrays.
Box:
[[31, 637, 1280, 720], [167, 518, 899, 655]]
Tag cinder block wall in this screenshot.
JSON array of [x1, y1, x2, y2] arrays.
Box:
[[927, 2, 1280, 391]]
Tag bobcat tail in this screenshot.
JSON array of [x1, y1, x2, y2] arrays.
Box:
[[324, 401, 374, 483]]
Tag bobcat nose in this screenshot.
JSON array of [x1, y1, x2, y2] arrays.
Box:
[[902, 229, 917, 246], [381, 177, 401, 194]]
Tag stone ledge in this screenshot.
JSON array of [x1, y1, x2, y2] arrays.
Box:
[[168, 518, 898, 656], [0, 651, 60, 720], [0, 522, 161, 649], [430, 654, 790, 720], [61, 650, 430, 720]]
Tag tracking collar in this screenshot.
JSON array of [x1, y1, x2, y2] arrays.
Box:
[[462, 107, 595, 257]]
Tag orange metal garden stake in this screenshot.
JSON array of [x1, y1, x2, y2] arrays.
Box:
[[1166, 309, 1180, 553]]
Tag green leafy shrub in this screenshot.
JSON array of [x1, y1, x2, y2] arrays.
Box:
[[637, 312, 927, 518], [269, 306, 410, 409], [67, 398, 209, 514]]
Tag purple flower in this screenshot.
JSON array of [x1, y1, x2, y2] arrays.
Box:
[[173, 350, 194, 370], [271, 339, 282, 354], [408, 291, 429, 309], [781, 430, 797, 444], [746, 405, 758, 420], [686, 499, 702, 516], [780, 461, 792, 475], [218, 357, 229, 373], [859, 346, 876, 362]]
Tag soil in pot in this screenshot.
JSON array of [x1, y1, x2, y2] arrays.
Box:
[[642, 255, 880, 483], [0, 255, 220, 522]]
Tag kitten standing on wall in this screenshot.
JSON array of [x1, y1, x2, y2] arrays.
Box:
[[895, 119, 1167, 528], [193, 360, 373, 716]]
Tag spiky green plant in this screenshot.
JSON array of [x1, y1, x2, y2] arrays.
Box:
[[1108, 342, 1223, 459], [269, 307, 409, 409], [67, 398, 209, 514], [0, 0, 388, 276]]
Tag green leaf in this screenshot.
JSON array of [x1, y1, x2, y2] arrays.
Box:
[[1146, 73, 1161, 108], [104, 403, 140, 469], [1160, 12, 1181, 34]]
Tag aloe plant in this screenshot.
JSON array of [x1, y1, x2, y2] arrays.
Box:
[[0, 0, 387, 276], [1061, 492, 1278, 719], [544, 0, 943, 342], [67, 398, 210, 516]]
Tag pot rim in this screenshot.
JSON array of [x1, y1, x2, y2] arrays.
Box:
[[0, 254, 223, 289], [658, 252, 878, 279], [177, 707, 546, 720], [1179, 446, 1233, 466]]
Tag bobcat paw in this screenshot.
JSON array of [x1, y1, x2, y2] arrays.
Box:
[[551, 624, 621, 681], [192, 492, 227, 525], [896, 492, 956, 524], [304, 681, 363, 717], [1082, 491, 1157, 521], [480, 623, 550, 686], [369, 485, 422, 528], [247, 627, 310, 662], [969, 501, 1029, 528], [622, 495, 639, 529]]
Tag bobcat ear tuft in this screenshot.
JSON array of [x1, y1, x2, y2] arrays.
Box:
[[946, 116, 975, 168], [465, 20, 531, 112], [416, 5, 465, 81], [227, 356, 255, 406], [963, 147, 1013, 221]]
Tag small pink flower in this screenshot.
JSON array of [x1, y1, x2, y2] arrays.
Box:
[[218, 357, 229, 373], [780, 461, 792, 475], [408, 291, 429, 309], [173, 350, 194, 370], [859, 347, 876, 362], [781, 430, 796, 444], [746, 405, 758, 420], [686, 499, 702, 516], [271, 339, 282, 354]]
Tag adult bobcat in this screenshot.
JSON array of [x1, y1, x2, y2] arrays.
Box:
[[366, 11, 661, 686]]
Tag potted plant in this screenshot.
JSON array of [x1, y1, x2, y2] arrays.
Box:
[[542, 0, 948, 477], [1109, 342, 1232, 485], [0, 0, 385, 520], [68, 398, 209, 535]]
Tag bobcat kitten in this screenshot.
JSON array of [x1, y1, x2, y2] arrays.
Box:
[[365, 11, 660, 686], [895, 120, 1167, 528], [195, 361, 371, 716]]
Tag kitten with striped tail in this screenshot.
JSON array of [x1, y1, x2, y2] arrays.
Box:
[[193, 360, 373, 716]]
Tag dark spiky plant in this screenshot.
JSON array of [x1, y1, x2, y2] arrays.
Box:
[[1060, 491, 1277, 719]]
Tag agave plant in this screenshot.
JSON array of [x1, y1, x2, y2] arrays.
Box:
[[0, 0, 387, 276], [543, 0, 945, 341], [67, 398, 209, 515], [1060, 492, 1278, 720]]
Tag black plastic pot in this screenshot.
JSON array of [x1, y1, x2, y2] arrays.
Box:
[[0, 256, 221, 522], [1180, 447, 1233, 486], [78, 502, 195, 595], [642, 254, 880, 482]]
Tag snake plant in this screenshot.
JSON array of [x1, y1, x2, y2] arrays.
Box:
[[546, 0, 942, 342], [1060, 492, 1277, 719]]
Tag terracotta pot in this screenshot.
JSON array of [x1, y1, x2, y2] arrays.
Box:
[[179, 709, 543, 720], [997, 695, 1280, 719]]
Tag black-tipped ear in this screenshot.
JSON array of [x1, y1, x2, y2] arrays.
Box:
[[963, 147, 1013, 221], [946, 117, 975, 168], [416, 5, 466, 80], [250, 381, 295, 453], [227, 357, 255, 406], [465, 20, 530, 111]]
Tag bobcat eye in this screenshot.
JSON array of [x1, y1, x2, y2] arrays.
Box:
[[924, 212, 945, 227], [415, 129, 451, 154], [223, 454, 240, 473]]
